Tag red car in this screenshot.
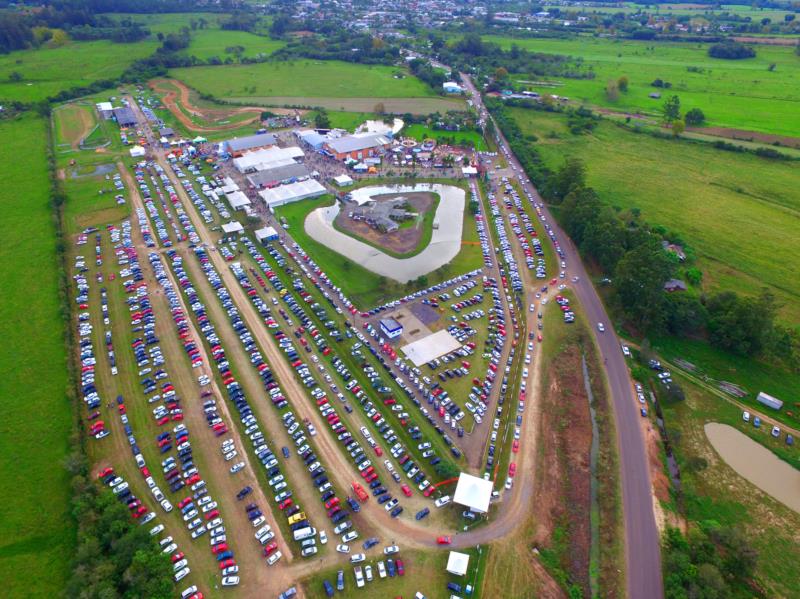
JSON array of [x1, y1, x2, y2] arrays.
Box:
[[508, 463, 517, 478], [512, 440, 520, 453], [400, 484, 412, 498], [211, 542, 228, 554], [263, 542, 278, 556], [171, 551, 185, 563], [396, 558, 405, 576], [97, 467, 113, 479], [437, 536, 452, 545], [278, 498, 293, 510], [204, 509, 220, 521], [219, 558, 236, 570]]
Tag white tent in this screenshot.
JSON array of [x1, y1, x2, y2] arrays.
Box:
[[258, 179, 326, 209], [333, 174, 354, 187], [255, 226, 279, 243], [401, 330, 461, 367], [233, 146, 305, 173], [446, 551, 470, 576], [453, 472, 493, 513], [221, 221, 244, 235], [227, 190, 251, 210], [462, 166, 478, 176], [129, 145, 146, 157]]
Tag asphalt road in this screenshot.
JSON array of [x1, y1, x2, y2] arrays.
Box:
[[460, 75, 664, 599]]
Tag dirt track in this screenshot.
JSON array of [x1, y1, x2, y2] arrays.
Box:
[[149, 78, 298, 134]]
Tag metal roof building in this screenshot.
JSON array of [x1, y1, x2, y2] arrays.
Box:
[[258, 179, 327, 209], [247, 163, 310, 188], [233, 147, 305, 174], [222, 132, 277, 154], [113, 106, 137, 127], [326, 133, 391, 155]]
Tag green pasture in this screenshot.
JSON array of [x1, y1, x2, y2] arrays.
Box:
[[171, 60, 438, 100], [483, 35, 800, 137], [181, 29, 286, 61], [510, 108, 800, 322], [0, 115, 74, 598], [0, 40, 157, 103]]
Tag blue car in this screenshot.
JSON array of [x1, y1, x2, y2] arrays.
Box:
[[282, 447, 290, 458]]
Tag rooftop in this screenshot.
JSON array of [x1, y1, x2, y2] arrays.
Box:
[[224, 132, 277, 153], [326, 133, 391, 154]]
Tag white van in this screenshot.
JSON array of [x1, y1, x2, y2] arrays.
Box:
[[293, 526, 316, 542]]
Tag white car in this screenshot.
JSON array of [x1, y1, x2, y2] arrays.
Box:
[[336, 544, 350, 554], [267, 551, 282, 565], [350, 553, 366, 563], [229, 461, 245, 474], [434, 495, 451, 508], [377, 561, 387, 578], [319, 530, 328, 544], [181, 586, 198, 599], [383, 545, 399, 555], [365, 565, 373, 582], [222, 576, 240, 587], [342, 530, 358, 543], [174, 567, 190, 582], [597, 322, 605, 332]]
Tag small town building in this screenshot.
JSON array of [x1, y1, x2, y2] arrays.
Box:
[[663, 279, 687, 292], [220, 221, 244, 241], [462, 166, 478, 177], [113, 106, 137, 128], [247, 163, 310, 188], [96, 101, 113, 119], [333, 174, 354, 187], [443, 81, 464, 94], [129, 145, 146, 158], [296, 129, 328, 150], [379, 317, 403, 340], [226, 190, 251, 211], [255, 226, 279, 244], [757, 391, 783, 411], [159, 126, 175, 138]]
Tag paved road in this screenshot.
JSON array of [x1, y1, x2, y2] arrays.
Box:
[[460, 75, 664, 599]]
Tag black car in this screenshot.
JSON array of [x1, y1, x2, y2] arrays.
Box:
[[236, 486, 252, 500]]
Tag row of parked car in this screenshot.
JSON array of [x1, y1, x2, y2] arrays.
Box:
[[501, 178, 548, 279], [486, 189, 523, 294]]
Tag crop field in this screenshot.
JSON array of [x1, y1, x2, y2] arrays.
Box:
[[0, 115, 74, 598], [0, 40, 157, 103], [509, 107, 800, 322], [543, 2, 797, 20], [483, 35, 800, 138]]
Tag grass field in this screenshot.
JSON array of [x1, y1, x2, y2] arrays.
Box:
[[0, 40, 157, 103], [404, 124, 488, 151], [544, 2, 797, 20], [660, 379, 800, 597], [509, 108, 800, 322], [482, 35, 800, 138], [275, 182, 483, 307], [0, 115, 74, 598], [180, 29, 286, 61]]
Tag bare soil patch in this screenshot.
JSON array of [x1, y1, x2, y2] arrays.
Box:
[[335, 191, 436, 255], [534, 345, 593, 595], [687, 125, 800, 149], [224, 96, 464, 115]]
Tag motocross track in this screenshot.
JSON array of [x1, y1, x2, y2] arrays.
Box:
[[149, 78, 300, 134]]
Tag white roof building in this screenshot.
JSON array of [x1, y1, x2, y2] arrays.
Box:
[[333, 174, 354, 187], [453, 472, 493, 513], [446, 551, 470, 576], [258, 179, 326, 209], [401, 330, 461, 367], [227, 190, 251, 210], [221, 221, 244, 235], [255, 226, 279, 242], [233, 146, 305, 173], [129, 145, 146, 157]]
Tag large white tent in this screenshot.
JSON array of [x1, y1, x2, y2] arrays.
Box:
[[233, 146, 305, 173], [446, 551, 470, 576], [453, 472, 493, 514], [401, 330, 461, 367], [258, 179, 326, 209], [226, 190, 251, 210]]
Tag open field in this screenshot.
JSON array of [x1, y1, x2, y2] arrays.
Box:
[[223, 96, 465, 114], [483, 35, 800, 138], [544, 2, 797, 20], [510, 107, 800, 322], [275, 184, 483, 307], [659, 379, 800, 597], [0, 115, 74, 597], [404, 124, 489, 151], [179, 29, 286, 61], [54, 102, 97, 149], [0, 40, 157, 103]]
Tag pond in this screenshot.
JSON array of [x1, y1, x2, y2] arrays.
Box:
[[705, 422, 800, 514]]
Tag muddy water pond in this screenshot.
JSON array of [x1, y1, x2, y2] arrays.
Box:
[[705, 422, 800, 513]]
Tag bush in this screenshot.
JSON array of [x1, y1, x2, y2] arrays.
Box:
[[708, 42, 756, 60], [684, 107, 705, 126]]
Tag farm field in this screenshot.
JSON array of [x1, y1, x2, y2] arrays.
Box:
[[509, 107, 800, 322], [180, 29, 286, 61], [482, 35, 800, 138], [0, 115, 74, 598], [543, 2, 797, 20], [0, 39, 157, 103]]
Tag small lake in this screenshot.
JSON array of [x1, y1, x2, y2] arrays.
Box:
[[705, 422, 800, 514]]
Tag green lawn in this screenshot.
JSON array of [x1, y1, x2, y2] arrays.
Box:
[[510, 108, 800, 322], [181, 29, 286, 61], [0, 40, 157, 103], [0, 115, 74, 598], [172, 60, 437, 100], [326, 110, 378, 131], [483, 35, 800, 138], [275, 181, 482, 307], [404, 124, 488, 151]]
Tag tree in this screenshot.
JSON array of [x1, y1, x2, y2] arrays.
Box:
[[548, 157, 586, 202], [494, 66, 508, 81], [684, 107, 705, 126], [708, 42, 756, 59], [664, 293, 707, 337], [314, 110, 331, 129], [617, 75, 629, 92], [374, 102, 385, 115], [614, 238, 674, 331], [706, 291, 776, 355], [671, 119, 685, 136], [605, 80, 619, 101], [8, 71, 22, 82], [662, 95, 681, 123]]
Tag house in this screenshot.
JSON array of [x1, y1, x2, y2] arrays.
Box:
[[333, 174, 354, 187], [96, 101, 113, 120], [756, 391, 783, 411], [221, 132, 277, 156], [664, 279, 688, 292], [662, 241, 686, 261], [113, 106, 137, 128], [379, 318, 403, 340], [159, 126, 175, 138], [324, 133, 392, 161], [443, 81, 463, 94], [349, 198, 414, 233], [296, 129, 328, 150]]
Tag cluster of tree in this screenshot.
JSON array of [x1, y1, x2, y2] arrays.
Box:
[[708, 41, 757, 59], [651, 78, 672, 89], [273, 32, 399, 65], [408, 58, 448, 92], [566, 105, 599, 134], [661, 95, 706, 133], [663, 525, 758, 599], [436, 33, 580, 83], [220, 12, 255, 32], [66, 452, 174, 598]]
